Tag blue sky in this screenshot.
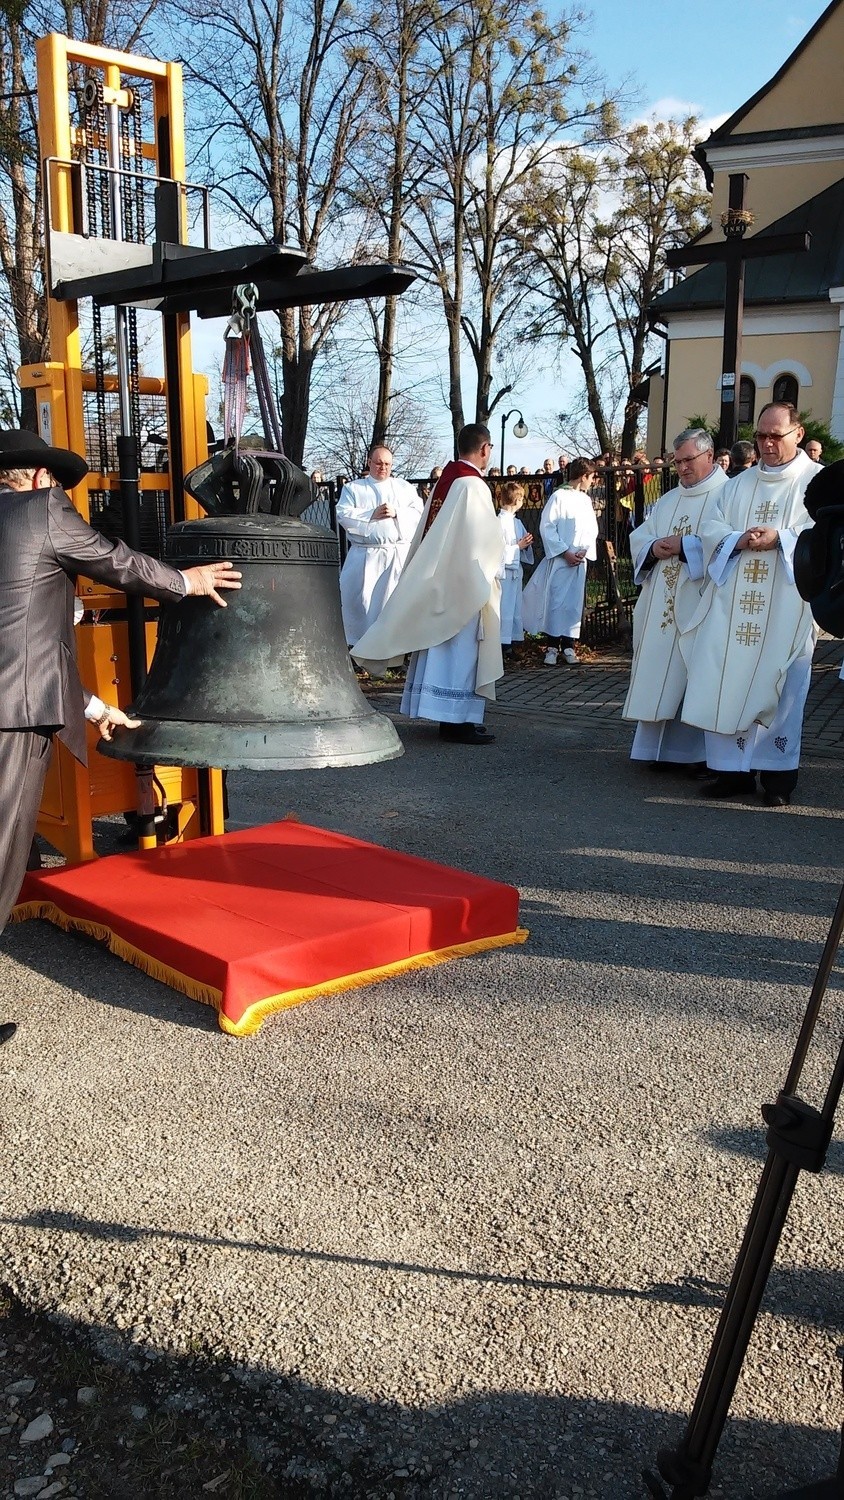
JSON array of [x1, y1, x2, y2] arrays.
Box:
[[584, 0, 820, 125]]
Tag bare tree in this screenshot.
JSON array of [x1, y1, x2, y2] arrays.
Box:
[[308, 358, 438, 478], [389, 0, 609, 446], [349, 0, 447, 449], [518, 115, 709, 457], [515, 145, 618, 455], [460, 0, 608, 427], [392, 9, 479, 446], [184, 0, 374, 463]]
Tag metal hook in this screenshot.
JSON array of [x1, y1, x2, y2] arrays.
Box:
[[225, 282, 259, 339]]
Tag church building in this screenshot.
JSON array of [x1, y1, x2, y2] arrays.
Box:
[[648, 0, 844, 451]]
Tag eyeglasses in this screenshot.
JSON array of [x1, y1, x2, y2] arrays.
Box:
[[673, 452, 709, 466], [753, 427, 798, 442]]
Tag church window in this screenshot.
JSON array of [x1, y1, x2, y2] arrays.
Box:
[[772, 373, 799, 407], [738, 375, 755, 425]]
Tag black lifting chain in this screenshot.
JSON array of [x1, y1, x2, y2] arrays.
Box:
[[119, 92, 144, 444], [83, 77, 111, 474]]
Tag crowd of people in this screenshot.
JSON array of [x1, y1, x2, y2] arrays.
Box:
[[337, 407, 829, 807]]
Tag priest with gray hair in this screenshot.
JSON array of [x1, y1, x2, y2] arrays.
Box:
[[623, 426, 727, 768]]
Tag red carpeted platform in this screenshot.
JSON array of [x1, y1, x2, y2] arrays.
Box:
[[13, 821, 527, 1036]]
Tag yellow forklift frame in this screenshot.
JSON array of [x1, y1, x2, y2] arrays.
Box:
[[22, 34, 225, 863]]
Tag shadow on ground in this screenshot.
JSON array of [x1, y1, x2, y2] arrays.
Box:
[[5, 1208, 844, 1340], [1, 1279, 840, 1500]]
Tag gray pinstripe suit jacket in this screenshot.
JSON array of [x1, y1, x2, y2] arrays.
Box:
[[0, 485, 185, 762]]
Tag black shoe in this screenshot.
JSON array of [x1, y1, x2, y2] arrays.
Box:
[[686, 761, 710, 780], [439, 723, 495, 745], [647, 760, 704, 776], [0, 1022, 18, 1045], [700, 773, 756, 799], [763, 790, 790, 807]]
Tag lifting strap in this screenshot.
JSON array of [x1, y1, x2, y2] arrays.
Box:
[[222, 282, 286, 457]]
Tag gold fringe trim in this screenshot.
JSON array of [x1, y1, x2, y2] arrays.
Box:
[[219, 926, 530, 1035], [10, 899, 529, 1038], [10, 900, 223, 1011]]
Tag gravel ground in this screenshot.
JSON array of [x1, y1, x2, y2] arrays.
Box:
[[1, 696, 843, 1499]]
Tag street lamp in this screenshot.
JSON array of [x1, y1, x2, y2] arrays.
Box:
[[500, 408, 528, 473]]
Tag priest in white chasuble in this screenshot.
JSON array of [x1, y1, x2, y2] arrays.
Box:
[[681, 403, 821, 806], [352, 424, 504, 746], [623, 428, 727, 767]]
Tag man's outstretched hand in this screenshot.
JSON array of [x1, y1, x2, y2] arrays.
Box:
[[183, 562, 243, 606], [95, 705, 142, 741]]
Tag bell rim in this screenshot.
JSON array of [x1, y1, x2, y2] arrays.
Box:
[[97, 716, 405, 771]]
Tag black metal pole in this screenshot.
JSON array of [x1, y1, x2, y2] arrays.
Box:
[[161, 316, 186, 524], [644, 882, 844, 1500], [116, 433, 147, 697], [633, 470, 645, 529], [717, 174, 749, 451], [116, 433, 158, 849]]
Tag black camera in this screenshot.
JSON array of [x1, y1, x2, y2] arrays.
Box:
[[794, 461, 844, 637]]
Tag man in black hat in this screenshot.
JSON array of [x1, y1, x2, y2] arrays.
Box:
[[0, 430, 241, 1046]]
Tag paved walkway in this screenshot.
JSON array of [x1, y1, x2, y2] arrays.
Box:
[[3, 636, 844, 1499], [493, 637, 844, 752]]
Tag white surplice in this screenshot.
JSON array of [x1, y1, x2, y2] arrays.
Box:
[[521, 488, 598, 639], [681, 451, 821, 771], [336, 474, 423, 645], [351, 466, 504, 725], [623, 465, 727, 763], [498, 511, 534, 644]]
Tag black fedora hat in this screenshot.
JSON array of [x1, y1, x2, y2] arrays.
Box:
[[0, 429, 88, 490]]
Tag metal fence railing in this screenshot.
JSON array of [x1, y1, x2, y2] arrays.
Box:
[[491, 466, 679, 644], [88, 462, 677, 647], [321, 466, 680, 646]]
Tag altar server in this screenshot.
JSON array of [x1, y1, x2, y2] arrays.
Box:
[[521, 459, 598, 664], [497, 482, 533, 647]]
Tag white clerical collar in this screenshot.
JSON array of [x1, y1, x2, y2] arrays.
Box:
[[680, 465, 719, 491], [759, 451, 805, 476], [463, 461, 484, 477]]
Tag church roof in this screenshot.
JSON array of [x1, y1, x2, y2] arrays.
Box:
[[651, 175, 844, 319], [700, 0, 842, 148]]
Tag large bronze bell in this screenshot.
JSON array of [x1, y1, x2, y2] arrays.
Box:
[[100, 454, 403, 771]]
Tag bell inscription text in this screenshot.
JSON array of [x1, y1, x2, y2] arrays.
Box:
[[167, 534, 338, 564]]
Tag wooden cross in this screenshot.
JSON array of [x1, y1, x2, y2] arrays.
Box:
[[665, 173, 810, 447]]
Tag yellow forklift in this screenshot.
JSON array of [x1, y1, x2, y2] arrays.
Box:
[[26, 32, 411, 862]]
